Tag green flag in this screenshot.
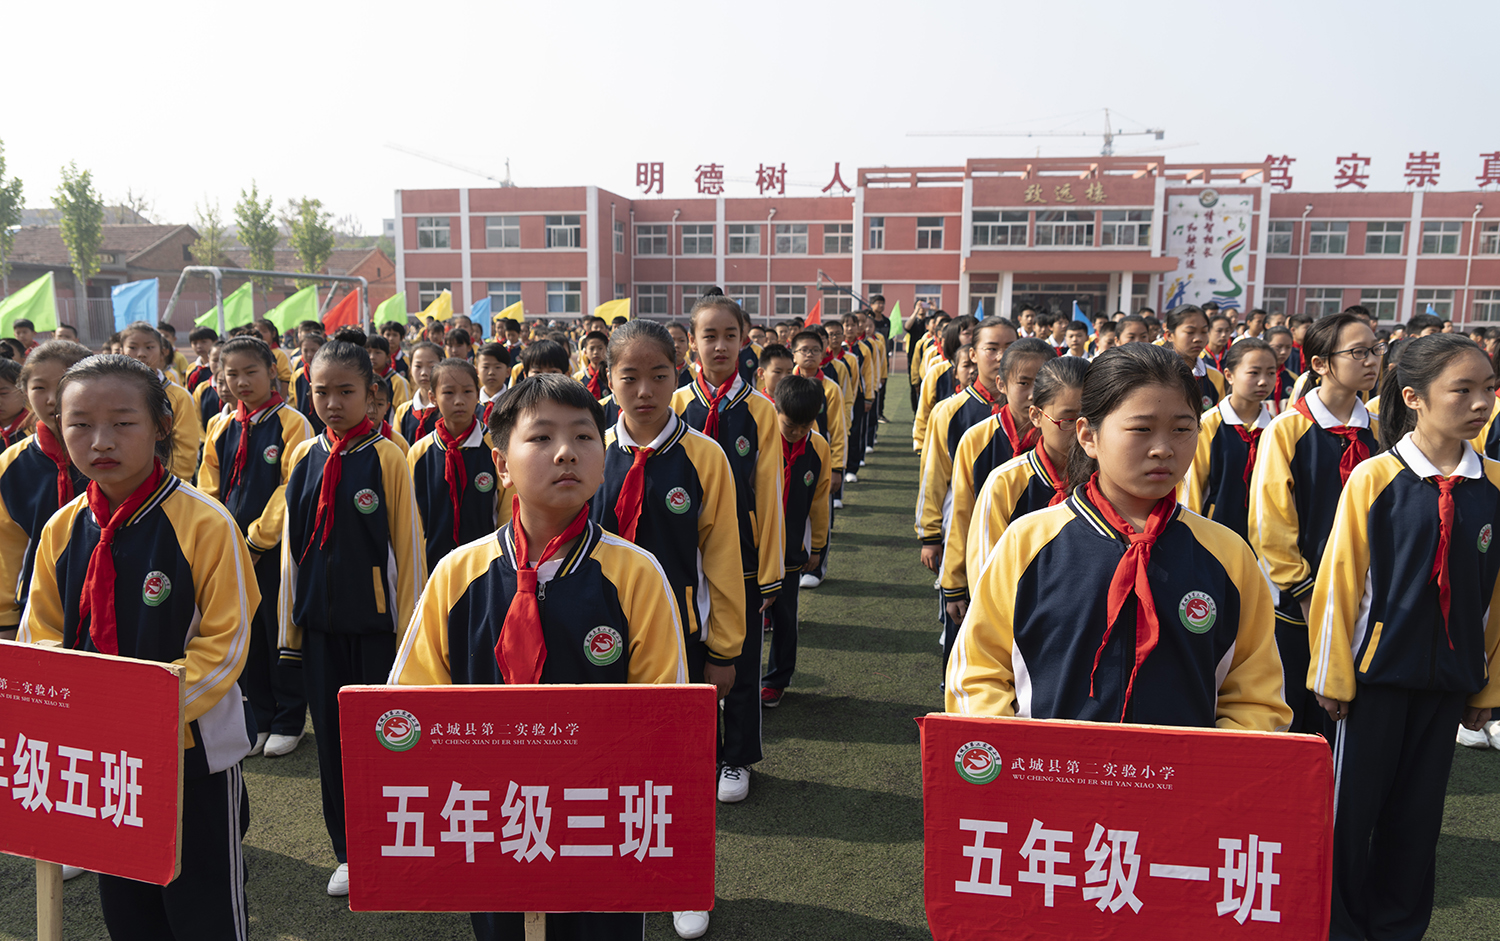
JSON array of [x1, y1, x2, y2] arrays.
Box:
[[196, 282, 254, 329], [0, 272, 58, 337], [265, 285, 319, 332], [887, 300, 902, 340], [374, 292, 407, 327]]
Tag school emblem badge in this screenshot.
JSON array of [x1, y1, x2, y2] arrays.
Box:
[[735, 435, 751, 456], [584, 626, 624, 666], [142, 571, 171, 607], [1202, 395, 1214, 409], [375, 709, 421, 752], [1481, 524, 1494, 554], [803, 470, 814, 487], [354, 488, 380, 514], [1179, 591, 1217, 633], [474, 471, 496, 493], [665, 486, 691, 514], [954, 741, 1002, 785], [262, 444, 280, 464]]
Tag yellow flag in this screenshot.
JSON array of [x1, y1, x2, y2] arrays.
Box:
[[496, 300, 524, 326], [595, 298, 630, 322], [419, 289, 454, 324]]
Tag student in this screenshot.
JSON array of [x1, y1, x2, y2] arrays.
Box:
[[289, 320, 323, 369], [1045, 312, 1069, 355], [0, 359, 28, 448], [157, 320, 191, 379], [367, 335, 412, 406], [0, 341, 92, 639], [1250, 312, 1381, 735], [252, 319, 294, 396], [1263, 325, 1299, 414], [1062, 320, 1090, 359], [1183, 338, 1277, 541], [1287, 312, 1313, 372], [786, 331, 848, 485], [393, 340, 444, 443], [1014, 304, 1039, 338], [822, 319, 858, 450], [185, 327, 218, 392], [195, 341, 228, 431], [407, 358, 510, 566], [841, 312, 876, 475], [667, 321, 695, 388], [381, 321, 412, 378], [1203, 314, 1233, 371], [368, 376, 410, 451], [279, 338, 426, 896], [443, 326, 475, 362], [965, 356, 1088, 585], [673, 294, 784, 806], [762, 374, 831, 708], [475, 341, 512, 420], [291, 332, 328, 436], [947, 343, 1291, 733], [1164, 304, 1226, 410], [913, 316, 976, 452], [21, 354, 258, 940], [198, 335, 314, 758], [575, 329, 610, 398], [120, 320, 203, 480], [1308, 334, 1500, 940], [54, 322, 78, 343], [517, 338, 569, 379], [1091, 320, 1119, 355], [1117, 314, 1150, 345]]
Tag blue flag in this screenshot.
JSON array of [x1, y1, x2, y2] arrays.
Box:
[[1072, 300, 1092, 334], [974, 299, 985, 320], [470, 297, 492, 338], [112, 279, 158, 330], [1426, 303, 1438, 317]]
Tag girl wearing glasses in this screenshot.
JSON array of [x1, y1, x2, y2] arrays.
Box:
[[1183, 338, 1278, 541], [1250, 312, 1381, 736]]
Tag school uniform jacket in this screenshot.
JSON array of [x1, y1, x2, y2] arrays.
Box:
[[382, 370, 412, 408], [185, 360, 212, 393], [406, 421, 508, 567], [917, 389, 1014, 550], [194, 382, 223, 433], [1190, 357, 1227, 411], [1308, 437, 1500, 707], [783, 431, 832, 568], [394, 390, 440, 444], [966, 449, 1066, 590], [289, 366, 327, 436], [672, 376, 785, 599], [940, 413, 1044, 602], [946, 490, 1291, 732], [1184, 399, 1274, 542], [1249, 388, 1378, 612], [911, 334, 934, 387], [196, 400, 314, 553], [278, 430, 426, 655], [851, 337, 878, 401], [389, 519, 687, 687], [271, 348, 294, 387], [821, 357, 856, 431], [915, 390, 972, 546], [913, 360, 955, 451], [802, 372, 847, 476], [595, 413, 744, 664], [737, 343, 760, 386], [20, 475, 259, 774], [0, 436, 89, 627], [1473, 398, 1500, 460], [161, 373, 204, 481]]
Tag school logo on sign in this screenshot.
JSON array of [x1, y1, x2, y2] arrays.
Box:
[[1179, 591, 1217, 633], [355, 489, 380, 514], [142, 571, 171, 607], [665, 487, 691, 514], [475, 471, 496, 493], [734, 435, 751, 457], [803, 470, 814, 487], [584, 626, 624, 666], [954, 741, 1002, 785], [1481, 524, 1493, 554], [263, 444, 280, 464], [375, 709, 421, 752]]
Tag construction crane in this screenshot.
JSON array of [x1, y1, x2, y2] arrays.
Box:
[[908, 108, 1164, 157], [385, 143, 514, 187]]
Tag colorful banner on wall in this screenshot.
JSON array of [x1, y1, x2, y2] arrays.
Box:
[[1162, 192, 1254, 312]]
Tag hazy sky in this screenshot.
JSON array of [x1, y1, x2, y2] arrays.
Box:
[[5, 0, 1495, 233]]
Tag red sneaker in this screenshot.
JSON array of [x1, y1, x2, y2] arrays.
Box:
[[760, 687, 784, 708]]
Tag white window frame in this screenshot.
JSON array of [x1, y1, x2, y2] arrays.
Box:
[[635, 285, 669, 316], [1304, 287, 1344, 318], [416, 216, 450, 250], [1308, 221, 1348, 255], [485, 215, 519, 249], [487, 281, 521, 310], [681, 225, 714, 255], [1421, 221, 1462, 255], [727, 285, 760, 317], [635, 224, 669, 255], [681, 285, 717, 316], [544, 215, 581, 249], [417, 281, 451, 308], [774, 224, 808, 255], [1034, 210, 1095, 248], [774, 285, 807, 316], [1100, 210, 1151, 247], [546, 280, 582, 314], [1414, 289, 1455, 318], [1474, 289, 1500, 322], [613, 221, 624, 254], [915, 284, 942, 308], [972, 211, 1028, 247], [1267, 221, 1294, 255], [1363, 221, 1404, 255], [1262, 286, 1289, 317], [868, 217, 885, 250], [1358, 288, 1399, 321], [1480, 222, 1500, 255], [823, 223, 854, 255], [727, 224, 760, 255], [916, 217, 945, 250]]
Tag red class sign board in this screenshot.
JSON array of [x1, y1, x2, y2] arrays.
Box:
[[339, 683, 717, 913], [0, 640, 184, 884], [919, 714, 1333, 941]]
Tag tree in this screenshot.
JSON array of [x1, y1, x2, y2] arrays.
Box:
[[234, 181, 279, 297], [109, 188, 154, 224], [53, 162, 104, 320], [0, 140, 23, 297], [190, 199, 230, 266], [282, 197, 334, 289]]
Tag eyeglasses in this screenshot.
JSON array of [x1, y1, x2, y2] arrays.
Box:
[[1330, 342, 1387, 363], [1036, 411, 1074, 428]]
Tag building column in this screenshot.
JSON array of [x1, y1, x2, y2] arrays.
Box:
[[1401, 190, 1424, 321], [959, 268, 971, 316], [393, 190, 406, 315], [459, 188, 472, 312], [585, 186, 600, 315], [1118, 271, 1134, 314], [999, 271, 1014, 320], [1106, 272, 1121, 315]]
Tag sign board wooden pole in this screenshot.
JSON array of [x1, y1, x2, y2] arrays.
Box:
[[524, 911, 545, 940], [36, 861, 62, 941]]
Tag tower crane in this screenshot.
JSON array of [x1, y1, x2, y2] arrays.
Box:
[[908, 108, 1164, 157], [385, 143, 514, 187]]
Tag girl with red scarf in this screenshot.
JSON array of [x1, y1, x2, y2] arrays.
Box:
[[947, 343, 1289, 736], [1183, 338, 1277, 542], [21, 354, 259, 939]]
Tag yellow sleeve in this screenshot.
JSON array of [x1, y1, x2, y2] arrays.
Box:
[[273, 349, 293, 385], [0, 442, 35, 627], [1207, 367, 1226, 399], [749, 396, 785, 597], [277, 440, 316, 655], [966, 466, 1010, 589], [809, 434, 831, 553], [173, 351, 190, 376], [167, 383, 203, 481], [915, 400, 956, 544], [392, 374, 412, 407], [914, 366, 944, 451], [1249, 416, 1315, 599], [1306, 460, 1384, 703], [289, 368, 304, 411], [246, 410, 314, 553], [389, 545, 483, 686], [380, 440, 428, 648], [195, 420, 223, 499], [17, 503, 82, 645], [689, 434, 748, 665], [393, 400, 413, 429], [1183, 412, 1217, 514], [941, 423, 987, 601], [859, 349, 876, 401]]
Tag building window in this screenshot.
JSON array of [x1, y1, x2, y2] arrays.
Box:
[[1480, 222, 1500, 255], [545, 281, 582, 314], [915, 284, 943, 308], [681, 285, 717, 316], [681, 225, 714, 255], [1268, 221, 1294, 255], [484, 216, 519, 249], [916, 217, 945, 250], [727, 224, 760, 255], [613, 221, 624, 254], [1475, 290, 1500, 322], [1308, 221, 1348, 255], [1100, 210, 1151, 247], [825, 295, 854, 318], [417, 281, 451, 308], [1262, 287, 1289, 317], [614, 283, 626, 300], [823, 223, 854, 255], [544, 215, 581, 249], [1421, 221, 1462, 255], [1414, 289, 1455, 318], [865, 284, 883, 299], [774, 285, 806, 317], [1359, 288, 1400, 321], [1035, 210, 1095, 247], [1364, 221, 1404, 255], [636, 225, 669, 255], [868, 217, 885, 250], [972, 211, 1028, 247], [1304, 287, 1344, 318], [727, 285, 760, 317], [970, 282, 998, 317], [635, 285, 669, 316], [774, 224, 808, 255], [487, 281, 521, 311], [416, 217, 450, 249]]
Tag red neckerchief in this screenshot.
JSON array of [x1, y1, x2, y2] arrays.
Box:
[[585, 364, 605, 400], [1083, 475, 1178, 722], [496, 499, 590, 684], [186, 363, 211, 391], [1231, 417, 1263, 506], [435, 417, 476, 544], [818, 347, 838, 368], [1272, 370, 1287, 404], [0, 410, 28, 448], [782, 434, 807, 512], [34, 423, 76, 508], [412, 400, 438, 439], [1293, 398, 1368, 484], [227, 394, 283, 494], [969, 381, 1003, 416], [301, 418, 375, 563], [1431, 475, 1459, 649], [613, 442, 655, 542], [78, 462, 165, 656], [999, 405, 1040, 454], [379, 420, 396, 441], [696, 370, 737, 440], [380, 362, 398, 380], [1034, 444, 1069, 506]]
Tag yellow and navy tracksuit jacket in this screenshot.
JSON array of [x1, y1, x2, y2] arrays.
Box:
[[381, 369, 412, 408], [193, 381, 222, 430], [784, 431, 832, 568], [848, 339, 875, 406], [939, 405, 1039, 602], [394, 390, 439, 445], [0, 436, 88, 627], [196, 399, 314, 554], [1250, 388, 1378, 615], [20, 474, 260, 773], [289, 366, 327, 437], [673, 376, 785, 599], [821, 356, 855, 431], [1190, 357, 1227, 411], [913, 360, 955, 452], [278, 429, 426, 656], [593, 413, 746, 665], [159, 372, 204, 481], [914, 390, 975, 547], [1310, 436, 1500, 707], [271, 347, 293, 388], [184, 359, 212, 393], [863, 334, 888, 388], [804, 372, 846, 477], [389, 519, 687, 687], [406, 421, 512, 568], [965, 449, 1066, 589], [946, 489, 1291, 732], [1184, 399, 1274, 542], [911, 334, 934, 387], [737, 342, 760, 386], [1473, 397, 1500, 459], [171, 348, 191, 378]]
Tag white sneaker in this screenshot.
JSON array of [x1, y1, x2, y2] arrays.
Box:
[[832, 497, 844, 509], [264, 731, 305, 757], [1486, 720, 1500, 750], [799, 573, 821, 589], [1458, 725, 1490, 749], [249, 732, 269, 756], [844, 472, 857, 484], [859, 459, 866, 467], [673, 910, 710, 939], [866, 445, 875, 453], [327, 863, 349, 896], [60, 865, 86, 881], [717, 765, 750, 803]]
